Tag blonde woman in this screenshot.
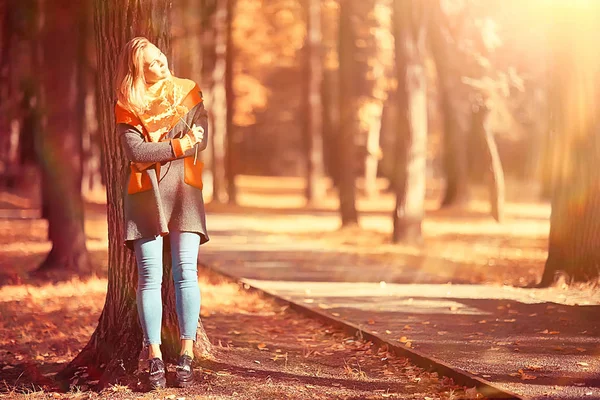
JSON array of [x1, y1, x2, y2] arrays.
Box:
[[115, 36, 209, 389]]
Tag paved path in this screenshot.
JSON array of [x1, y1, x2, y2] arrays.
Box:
[[201, 213, 600, 400]]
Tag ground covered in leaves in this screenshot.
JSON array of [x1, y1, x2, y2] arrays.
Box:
[[0, 272, 481, 399]]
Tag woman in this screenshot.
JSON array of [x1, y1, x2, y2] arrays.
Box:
[[114, 36, 209, 389]]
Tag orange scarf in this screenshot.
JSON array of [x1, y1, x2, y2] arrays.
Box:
[[115, 75, 202, 143]]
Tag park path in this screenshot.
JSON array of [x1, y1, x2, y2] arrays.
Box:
[[201, 212, 600, 400]]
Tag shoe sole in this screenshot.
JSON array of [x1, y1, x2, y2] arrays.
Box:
[[176, 378, 194, 388], [150, 377, 167, 390]]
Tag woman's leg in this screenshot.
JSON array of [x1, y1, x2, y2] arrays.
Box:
[[170, 231, 201, 356], [133, 235, 164, 358]]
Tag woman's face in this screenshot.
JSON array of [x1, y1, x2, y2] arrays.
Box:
[[142, 44, 170, 84]]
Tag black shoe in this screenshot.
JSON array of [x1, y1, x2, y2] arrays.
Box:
[[175, 354, 194, 388], [147, 357, 166, 389]]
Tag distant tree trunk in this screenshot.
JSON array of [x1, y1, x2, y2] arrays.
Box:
[[337, 0, 359, 226], [391, 0, 427, 244], [211, 0, 231, 204], [321, 0, 340, 189], [362, 0, 392, 199], [58, 0, 211, 387], [33, 0, 91, 275], [304, 0, 325, 203], [540, 3, 600, 286], [429, 6, 468, 208], [363, 104, 383, 198], [470, 101, 504, 222], [201, 0, 217, 200], [224, 0, 237, 204], [0, 1, 15, 187]]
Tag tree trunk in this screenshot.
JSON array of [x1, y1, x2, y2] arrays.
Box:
[[58, 0, 210, 387], [474, 103, 504, 222], [211, 0, 229, 204], [540, 3, 600, 286], [224, 0, 237, 204], [362, 0, 393, 199], [304, 0, 325, 204], [321, 0, 340, 189], [337, 0, 359, 227], [200, 0, 217, 200], [363, 102, 383, 198], [429, 6, 469, 208], [33, 0, 91, 275], [391, 0, 428, 244]]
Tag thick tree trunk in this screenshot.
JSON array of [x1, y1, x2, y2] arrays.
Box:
[[540, 3, 600, 286], [304, 0, 325, 203], [58, 0, 210, 387], [391, 0, 427, 244], [337, 0, 359, 226], [34, 0, 91, 275], [211, 0, 229, 204]]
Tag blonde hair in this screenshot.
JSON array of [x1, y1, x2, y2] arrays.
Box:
[[115, 37, 151, 115]]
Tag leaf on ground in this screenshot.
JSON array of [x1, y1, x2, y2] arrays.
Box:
[[577, 362, 590, 367], [398, 336, 409, 343]]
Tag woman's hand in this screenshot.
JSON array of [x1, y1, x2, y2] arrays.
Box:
[[187, 124, 204, 145]]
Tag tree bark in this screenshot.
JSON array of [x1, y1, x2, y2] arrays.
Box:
[[58, 0, 210, 387], [540, 3, 600, 286], [391, 0, 428, 244], [303, 0, 325, 204], [337, 0, 359, 226], [33, 0, 91, 275]]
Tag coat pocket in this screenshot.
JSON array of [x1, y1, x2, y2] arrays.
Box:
[[184, 157, 204, 189], [127, 162, 159, 194]]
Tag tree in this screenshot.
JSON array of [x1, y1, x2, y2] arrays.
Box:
[[58, 0, 210, 387], [391, 0, 428, 243], [33, 0, 91, 275], [361, 0, 394, 199], [321, 0, 340, 189], [429, 2, 469, 208], [303, 0, 325, 204], [211, 0, 236, 204], [540, 2, 600, 286], [337, 0, 359, 226]]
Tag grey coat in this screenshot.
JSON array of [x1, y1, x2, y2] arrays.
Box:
[[118, 100, 209, 250]]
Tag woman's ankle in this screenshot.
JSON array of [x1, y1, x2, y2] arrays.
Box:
[[180, 339, 194, 359], [148, 344, 162, 360]]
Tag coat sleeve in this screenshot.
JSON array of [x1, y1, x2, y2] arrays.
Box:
[[178, 99, 209, 159], [118, 123, 176, 163]]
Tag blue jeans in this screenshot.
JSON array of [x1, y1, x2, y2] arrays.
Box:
[[134, 231, 201, 346]]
